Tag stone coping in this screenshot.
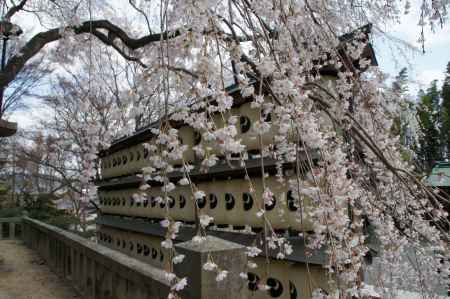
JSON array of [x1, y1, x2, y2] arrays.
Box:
[[0, 217, 22, 223], [23, 217, 171, 288]]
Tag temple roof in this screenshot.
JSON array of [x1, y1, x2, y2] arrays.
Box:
[[425, 161, 450, 187]]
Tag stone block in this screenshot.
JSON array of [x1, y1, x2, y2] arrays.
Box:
[[174, 235, 247, 299]]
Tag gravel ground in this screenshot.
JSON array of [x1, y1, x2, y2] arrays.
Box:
[[0, 240, 79, 299]]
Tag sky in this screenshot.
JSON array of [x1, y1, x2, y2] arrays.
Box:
[[374, 1, 450, 95], [8, 1, 450, 130]]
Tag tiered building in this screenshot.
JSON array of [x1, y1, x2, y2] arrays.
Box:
[[95, 25, 378, 299]]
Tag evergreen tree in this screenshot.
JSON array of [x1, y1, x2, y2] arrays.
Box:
[[417, 82, 442, 170], [391, 68, 412, 146], [440, 62, 450, 159], [428, 80, 441, 111], [392, 67, 409, 95]]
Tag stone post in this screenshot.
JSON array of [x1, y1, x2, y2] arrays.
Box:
[[174, 236, 247, 299], [9, 223, 14, 239]]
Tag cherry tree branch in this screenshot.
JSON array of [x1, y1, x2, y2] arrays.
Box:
[[90, 29, 148, 68], [0, 19, 183, 89], [0, 17, 257, 91], [128, 0, 153, 34], [4, 0, 29, 20]]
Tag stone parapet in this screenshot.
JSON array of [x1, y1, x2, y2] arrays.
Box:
[[20, 217, 248, 299]]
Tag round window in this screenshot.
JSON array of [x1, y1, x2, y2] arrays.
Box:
[[179, 195, 186, 209], [265, 196, 276, 211], [267, 278, 283, 297], [193, 131, 202, 145], [240, 116, 251, 133], [209, 194, 218, 209], [243, 193, 253, 211], [247, 272, 260, 291], [225, 193, 235, 210], [287, 190, 298, 211], [197, 195, 206, 209]]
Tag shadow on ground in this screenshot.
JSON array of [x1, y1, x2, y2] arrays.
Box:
[[0, 240, 79, 299]]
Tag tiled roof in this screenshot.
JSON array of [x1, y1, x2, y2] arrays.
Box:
[[425, 162, 450, 187]]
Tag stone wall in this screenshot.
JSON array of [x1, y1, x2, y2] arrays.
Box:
[[22, 217, 171, 299], [0, 217, 22, 240], [20, 217, 247, 299]]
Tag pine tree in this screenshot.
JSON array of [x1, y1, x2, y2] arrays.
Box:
[[391, 68, 416, 151], [392, 67, 409, 95], [440, 62, 450, 159], [417, 81, 442, 170], [391, 68, 409, 143]]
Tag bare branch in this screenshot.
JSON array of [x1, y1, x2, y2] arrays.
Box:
[[4, 0, 28, 20], [91, 29, 148, 67], [128, 0, 153, 34]]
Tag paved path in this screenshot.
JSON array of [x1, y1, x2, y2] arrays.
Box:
[[0, 240, 79, 299]]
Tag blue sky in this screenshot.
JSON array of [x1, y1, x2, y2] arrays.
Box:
[[374, 1, 450, 96]]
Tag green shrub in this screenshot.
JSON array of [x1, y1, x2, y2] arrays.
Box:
[[46, 214, 80, 230], [0, 207, 23, 218]]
